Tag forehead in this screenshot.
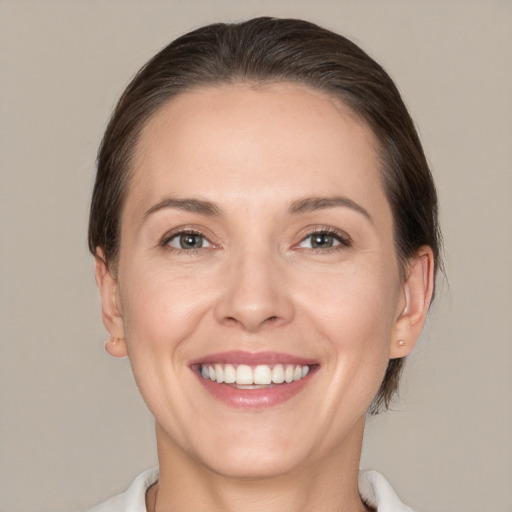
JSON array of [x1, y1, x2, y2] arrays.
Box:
[[126, 82, 388, 219]]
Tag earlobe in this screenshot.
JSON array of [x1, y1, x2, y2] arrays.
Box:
[[389, 246, 435, 359], [104, 336, 128, 358], [94, 249, 127, 358]]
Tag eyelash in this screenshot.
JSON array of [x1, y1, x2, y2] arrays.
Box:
[[296, 228, 352, 252], [159, 227, 351, 253], [160, 229, 214, 253]]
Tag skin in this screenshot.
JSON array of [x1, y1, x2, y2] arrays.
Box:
[[95, 83, 434, 512]]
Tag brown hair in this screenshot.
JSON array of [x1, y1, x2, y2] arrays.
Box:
[[88, 17, 441, 413]]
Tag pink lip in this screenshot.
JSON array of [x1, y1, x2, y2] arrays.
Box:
[[189, 350, 318, 366], [189, 351, 319, 410]]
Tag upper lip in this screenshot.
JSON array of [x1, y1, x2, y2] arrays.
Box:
[[189, 351, 319, 366]]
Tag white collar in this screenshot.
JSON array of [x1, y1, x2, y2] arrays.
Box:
[[358, 470, 415, 511], [87, 467, 415, 512]]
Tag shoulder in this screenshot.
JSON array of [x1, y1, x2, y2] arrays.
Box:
[[85, 468, 159, 512], [358, 470, 416, 512]]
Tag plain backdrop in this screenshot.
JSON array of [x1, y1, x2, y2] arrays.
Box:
[[0, 1, 511, 511]]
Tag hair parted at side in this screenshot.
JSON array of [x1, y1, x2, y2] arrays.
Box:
[[88, 16, 441, 413]]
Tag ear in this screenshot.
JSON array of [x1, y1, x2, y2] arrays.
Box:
[[389, 246, 435, 359], [94, 249, 128, 358]]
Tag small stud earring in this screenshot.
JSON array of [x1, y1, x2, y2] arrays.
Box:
[[105, 336, 121, 350], [398, 339, 406, 347]]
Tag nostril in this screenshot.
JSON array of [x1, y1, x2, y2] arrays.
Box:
[[225, 316, 239, 326], [260, 315, 282, 328], [222, 314, 282, 330]]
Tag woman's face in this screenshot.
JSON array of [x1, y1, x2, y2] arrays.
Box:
[[98, 83, 427, 478]]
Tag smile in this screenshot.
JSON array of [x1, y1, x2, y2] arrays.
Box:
[[190, 351, 318, 409], [200, 363, 310, 387]]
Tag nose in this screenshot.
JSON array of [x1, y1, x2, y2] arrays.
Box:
[[213, 248, 295, 332]]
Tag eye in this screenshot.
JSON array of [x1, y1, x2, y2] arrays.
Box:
[[166, 231, 213, 250], [298, 230, 350, 250]]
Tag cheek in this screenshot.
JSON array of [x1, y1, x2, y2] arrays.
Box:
[[295, 261, 401, 390], [115, 263, 215, 427], [119, 265, 215, 350], [298, 260, 400, 338]]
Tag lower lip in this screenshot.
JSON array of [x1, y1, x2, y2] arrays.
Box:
[[194, 370, 316, 409]]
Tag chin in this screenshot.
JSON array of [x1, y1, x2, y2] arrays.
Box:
[[202, 446, 304, 480], [188, 423, 318, 480]]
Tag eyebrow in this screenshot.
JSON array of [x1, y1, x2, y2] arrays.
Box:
[[143, 195, 372, 222], [288, 196, 373, 222], [144, 196, 222, 218]]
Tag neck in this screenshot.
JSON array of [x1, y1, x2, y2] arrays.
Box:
[[147, 418, 371, 512]]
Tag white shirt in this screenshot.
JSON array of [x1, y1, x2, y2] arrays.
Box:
[[86, 467, 415, 512]]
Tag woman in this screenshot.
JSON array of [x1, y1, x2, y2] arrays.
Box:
[[87, 17, 440, 512]]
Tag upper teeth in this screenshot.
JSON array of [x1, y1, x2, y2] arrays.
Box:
[[200, 363, 310, 385]]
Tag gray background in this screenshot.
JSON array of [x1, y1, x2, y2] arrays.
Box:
[[1, 1, 511, 511]]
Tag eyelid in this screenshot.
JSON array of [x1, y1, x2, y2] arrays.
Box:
[[295, 227, 352, 249], [158, 225, 351, 251], [159, 226, 218, 250], [169, 233, 212, 249]]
